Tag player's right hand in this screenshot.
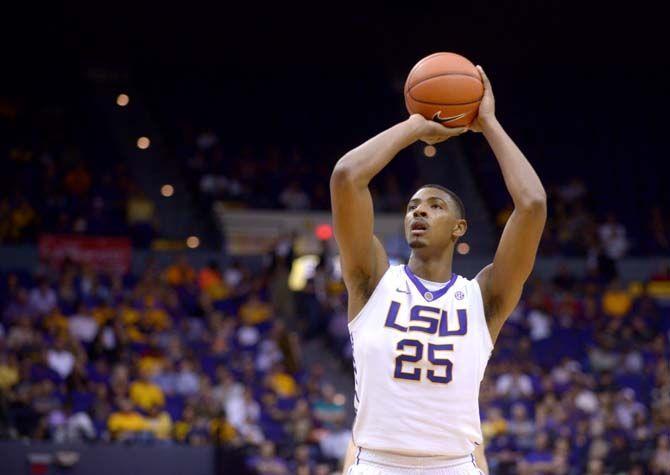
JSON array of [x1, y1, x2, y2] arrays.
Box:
[[408, 113, 468, 145]]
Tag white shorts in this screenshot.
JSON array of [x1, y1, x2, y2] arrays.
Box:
[[347, 448, 485, 475]]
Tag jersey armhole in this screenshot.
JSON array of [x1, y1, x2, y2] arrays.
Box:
[[347, 266, 394, 332]]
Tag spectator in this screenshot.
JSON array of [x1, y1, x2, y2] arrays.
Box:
[[266, 363, 298, 399], [64, 162, 92, 197], [239, 293, 272, 326], [526, 299, 552, 342], [318, 419, 351, 462], [507, 403, 535, 451], [144, 405, 173, 441], [312, 383, 345, 427], [165, 255, 196, 287], [558, 177, 587, 203], [50, 402, 96, 443], [279, 181, 310, 210], [68, 304, 99, 343], [126, 188, 156, 248], [290, 444, 313, 474], [129, 367, 166, 411], [107, 398, 147, 441], [602, 280, 633, 318], [519, 432, 556, 473], [248, 441, 288, 474], [28, 278, 58, 317], [198, 260, 229, 300], [175, 359, 200, 397], [496, 366, 534, 400], [0, 353, 19, 391], [598, 213, 629, 259], [46, 336, 75, 380], [652, 434, 670, 474], [482, 407, 507, 439]]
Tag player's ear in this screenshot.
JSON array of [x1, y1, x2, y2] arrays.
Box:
[[452, 219, 467, 238]]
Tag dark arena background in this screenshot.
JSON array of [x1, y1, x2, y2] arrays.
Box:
[[0, 2, 669, 474]]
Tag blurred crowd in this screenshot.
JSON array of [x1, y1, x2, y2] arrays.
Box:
[[0, 246, 350, 474], [480, 264, 670, 474], [2, 235, 669, 473], [4, 106, 669, 261], [493, 177, 670, 259], [174, 128, 416, 215], [0, 103, 159, 247]]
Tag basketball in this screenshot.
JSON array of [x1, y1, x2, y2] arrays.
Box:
[[404, 52, 484, 127]]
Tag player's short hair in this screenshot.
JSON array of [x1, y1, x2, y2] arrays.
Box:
[[417, 184, 466, 219]]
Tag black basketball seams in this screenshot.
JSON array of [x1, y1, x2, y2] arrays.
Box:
[[405, 72, 482, 93], [406, 95, 483, 106]]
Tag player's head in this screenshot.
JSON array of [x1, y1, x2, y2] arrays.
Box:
[[404, 184, 467, 250]]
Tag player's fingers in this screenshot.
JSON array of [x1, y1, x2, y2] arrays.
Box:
[[422, 136, 448, 145], [447, 127, 468, 136], [476, 66, 492, 92], [427, 122, 467, 136]]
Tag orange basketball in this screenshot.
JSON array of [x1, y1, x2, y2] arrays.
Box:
[[404, 52, 483, 128]]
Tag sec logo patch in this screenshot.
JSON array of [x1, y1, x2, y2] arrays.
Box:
[[455, 291, 465, 300]]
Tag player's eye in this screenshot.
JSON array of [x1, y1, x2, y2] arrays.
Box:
[[431, 204, 442, 209], [408, 205, 417, 211]]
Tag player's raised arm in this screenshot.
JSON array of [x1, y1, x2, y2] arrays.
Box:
[[330, 115, 465, 316], [473, 66, 547, 341]]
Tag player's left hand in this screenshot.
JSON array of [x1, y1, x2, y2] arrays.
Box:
[[409, 114, 468, 145], [468, 66, 496, 133]]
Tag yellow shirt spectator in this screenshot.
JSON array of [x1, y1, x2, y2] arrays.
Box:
[[129, 380, 165, 411], [210, 418, 237, 443], [240, 295, 272, 326], [174, 420, 191, 442], [138, 356, 164, 378], [199, 265, 231, 299], [165, 260, 196, 287], [0, 362, 19, 390], [602, 287, 632, 318], [269, 372, 298, 398], [44, 310, 69, 335], [108, 411, 147, 438], [121, 305, 141, 325], [146, 410, 173, 440], [481, 411, 507, 438], [92, 305, 115, 325]]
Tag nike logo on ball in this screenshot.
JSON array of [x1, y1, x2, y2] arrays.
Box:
[[432, 111, 468, 124]]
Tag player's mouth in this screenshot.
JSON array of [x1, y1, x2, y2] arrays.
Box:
[[410, 220, 428, 236]]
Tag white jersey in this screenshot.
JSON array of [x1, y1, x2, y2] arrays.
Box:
[[349, 264, 493, 457]]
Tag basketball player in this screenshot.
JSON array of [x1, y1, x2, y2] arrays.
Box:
[[330, 66, 546, 474]]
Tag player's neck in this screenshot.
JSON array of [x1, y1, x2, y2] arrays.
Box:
[[407, 250, 454, 283]]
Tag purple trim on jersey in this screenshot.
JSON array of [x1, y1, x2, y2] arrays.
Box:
[[404, 265, 458, 301], [349, 333, 360, 410]]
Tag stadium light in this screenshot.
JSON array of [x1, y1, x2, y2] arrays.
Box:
[[456, 242, 470, 255], [315, 224, 333, 241], [186, 236, 200, 249], [116, 93, 130, 107], [423, 145, 436, 157], [161, 184, 174, 197], [137, 137, 150, 150]]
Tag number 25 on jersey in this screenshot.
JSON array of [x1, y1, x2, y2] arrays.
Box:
[[384, 302, 468, 385]]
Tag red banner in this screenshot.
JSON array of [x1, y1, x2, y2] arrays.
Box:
[[38, 235, 132, 274]]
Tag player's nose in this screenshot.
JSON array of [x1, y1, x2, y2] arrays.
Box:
[[412, 207, 428, 217]]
